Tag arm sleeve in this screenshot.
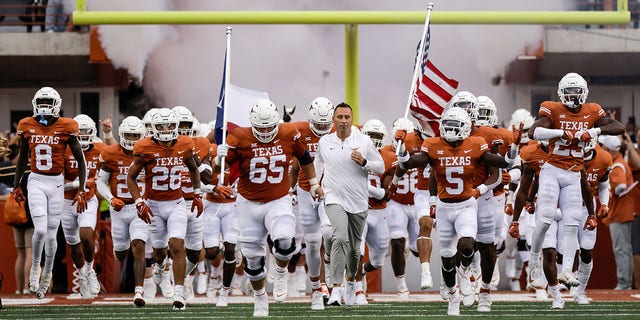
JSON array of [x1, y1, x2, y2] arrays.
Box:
[[64, 180, 80, 191], [599, 179, 610, 205], [96, 169, 114, 201], [532, 127, 564, 140], [314, 141, 325, 181], [368, 184, 386, 200]]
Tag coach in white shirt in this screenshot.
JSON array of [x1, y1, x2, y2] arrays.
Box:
[[315, 102, 384, 306]]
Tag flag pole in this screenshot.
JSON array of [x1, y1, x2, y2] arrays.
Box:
[[219, 26, 232, 185], [403, 2, 434, 120]]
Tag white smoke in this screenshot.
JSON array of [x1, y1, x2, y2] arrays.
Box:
[[93, 0, 573, 125]]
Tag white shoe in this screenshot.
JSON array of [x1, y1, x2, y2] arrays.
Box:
[[457, 266, 473, 296], [421, 270, 433, 290], [143, 277, 156, 301], [184, 274, 195, 301], [29, 264, 41, 293], [216, 287, 229, 307], [551, 294, 565, 309], [173, 293, 186, 310], [535, 288, 548, 300], [196, 272, 207, 295], [273, 270, 288, 302], [253, 293, 269, 317], [558, 270, 580, 287], [397, 290, 410, 300], [355, 293, 368, 306], [160, 269, 174, 298], [85, 268, 100, 295], [529, 262, 543, 289], [134, 291, 145, 307], [152, 263, 164, 285], [439, 281, 449, 300], [327, 286, 343, 306], [311, 290, 325, 310], [36, 270, 52, 299], [344, 281, 356, 306], [78, 273, 92, 299], [447, 288, 460, 316], [206, 278, 218, 298], [510, 279, 521, 292], [477, 289, 491, 312], [574, 291, 589, 305]]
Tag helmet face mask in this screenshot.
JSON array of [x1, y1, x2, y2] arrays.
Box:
[[362, 119, 387, 149], [558, 72, 588, 108], [476, 96, 497, 127], [73, 114, 96, 150], [118, 116, 145, 150], [142, 108, 160, 137], [439, 107, 472, 143], [151, 108, 179, 142], [172, 106, 195, 136], [308, 97, 334, 137], [32, 87, 62, 118], [448, 91, 478, 122], [250, 99, 280, 143]]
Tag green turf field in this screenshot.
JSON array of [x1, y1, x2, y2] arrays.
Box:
[[1, 301, 638, 319]]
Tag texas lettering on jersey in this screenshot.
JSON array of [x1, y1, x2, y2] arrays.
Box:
[[422, 136, 488, 201], [292, 121, 322, 192], [17, 117, 79, 175], [584, 145, 613, 194], [225, 123, 306, 202], [539, 101, 605, 171], [100, 144, 145, 203]]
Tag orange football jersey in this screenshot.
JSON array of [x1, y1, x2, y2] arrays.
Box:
[[292, 121, 322, 192], [422, 136, 488, 201], [390, 132, 423, 205], [17, 117, 79, 175], [519, 143, 547, 176], [584, 145, 612, 194], [225, 123, 307, 202], [368, 147, 396, 210], [538, 101, 605, 171], [180, 136, 213, 200], [100, 144, 145, 203], [63, 142, 105, 200], [205, 142, 235, 204], [133, 135, 194, 201], [471, 126, 504, 187]]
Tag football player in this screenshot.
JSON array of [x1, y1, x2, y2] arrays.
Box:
[[389, 107, 508, 316], [214, 99, 323, 317], [528, 72, 624, 289], [127, 108, 204, 310], [354, 119, 394, 305], [96, 116, 149, 306], [287, 97, 334, 310], [14, 87, 89, 299], [60, 114, 106, 298]]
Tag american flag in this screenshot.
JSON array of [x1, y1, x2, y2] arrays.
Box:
[[409, 26, 459, 136]]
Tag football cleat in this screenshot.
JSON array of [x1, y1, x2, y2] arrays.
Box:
[[311, 289, 325, 310]]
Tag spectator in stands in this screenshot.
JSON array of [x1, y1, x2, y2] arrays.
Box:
[[600, 135, 635, 290], [44, 0, 66, 32], [0, 136, 34, 294], [23, 0, 47, 33]]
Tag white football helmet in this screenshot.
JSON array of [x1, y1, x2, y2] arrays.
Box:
[[510, 108, 535, 143], [584, 134, 598, 154], [191, 118, 201, 137], [118, 116, 145, 151], [73, 114, 96, 150], [142, 108, 160, 137], [440, 107, 472, 143], [362, 119, 388, 149], [199, 121, 213, 138], [32, 87, 62, 118], [558, 72, 588, 108], [476, 96, 497, 127], [151, 108, 179, 142], [250, 99, 280, 143], [448, 91, 478, 122], [172, 105, 195, 136], [308, 97, 334, 137]]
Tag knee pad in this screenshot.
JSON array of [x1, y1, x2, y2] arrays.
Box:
[[580, 249, 592, 264], [146, 258, 154, 268], [273, 238, 296, 261], [517, 239, 529, 251], [496, 240, 506, 255], [556, 253, 564, 265], [243, 256, 266, 282]]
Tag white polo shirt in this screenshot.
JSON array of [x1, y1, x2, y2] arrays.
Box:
[[315, 129, 384, 213]]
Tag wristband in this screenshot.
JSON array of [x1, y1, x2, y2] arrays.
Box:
[[308, 177, 319, 186], [397, 152, 410, 164], [134, 198, 144, 205], [104, 131, 113, 139], [193, 188, 202, 195], [198, 163, 212, 173], [429, 196, 437, 206], [391, 175, 400, 185], [214, 156, 221, 166], [477, 184, 488, 195]]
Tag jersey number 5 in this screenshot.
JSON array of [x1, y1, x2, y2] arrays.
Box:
[[445, 166, 464, 195]]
